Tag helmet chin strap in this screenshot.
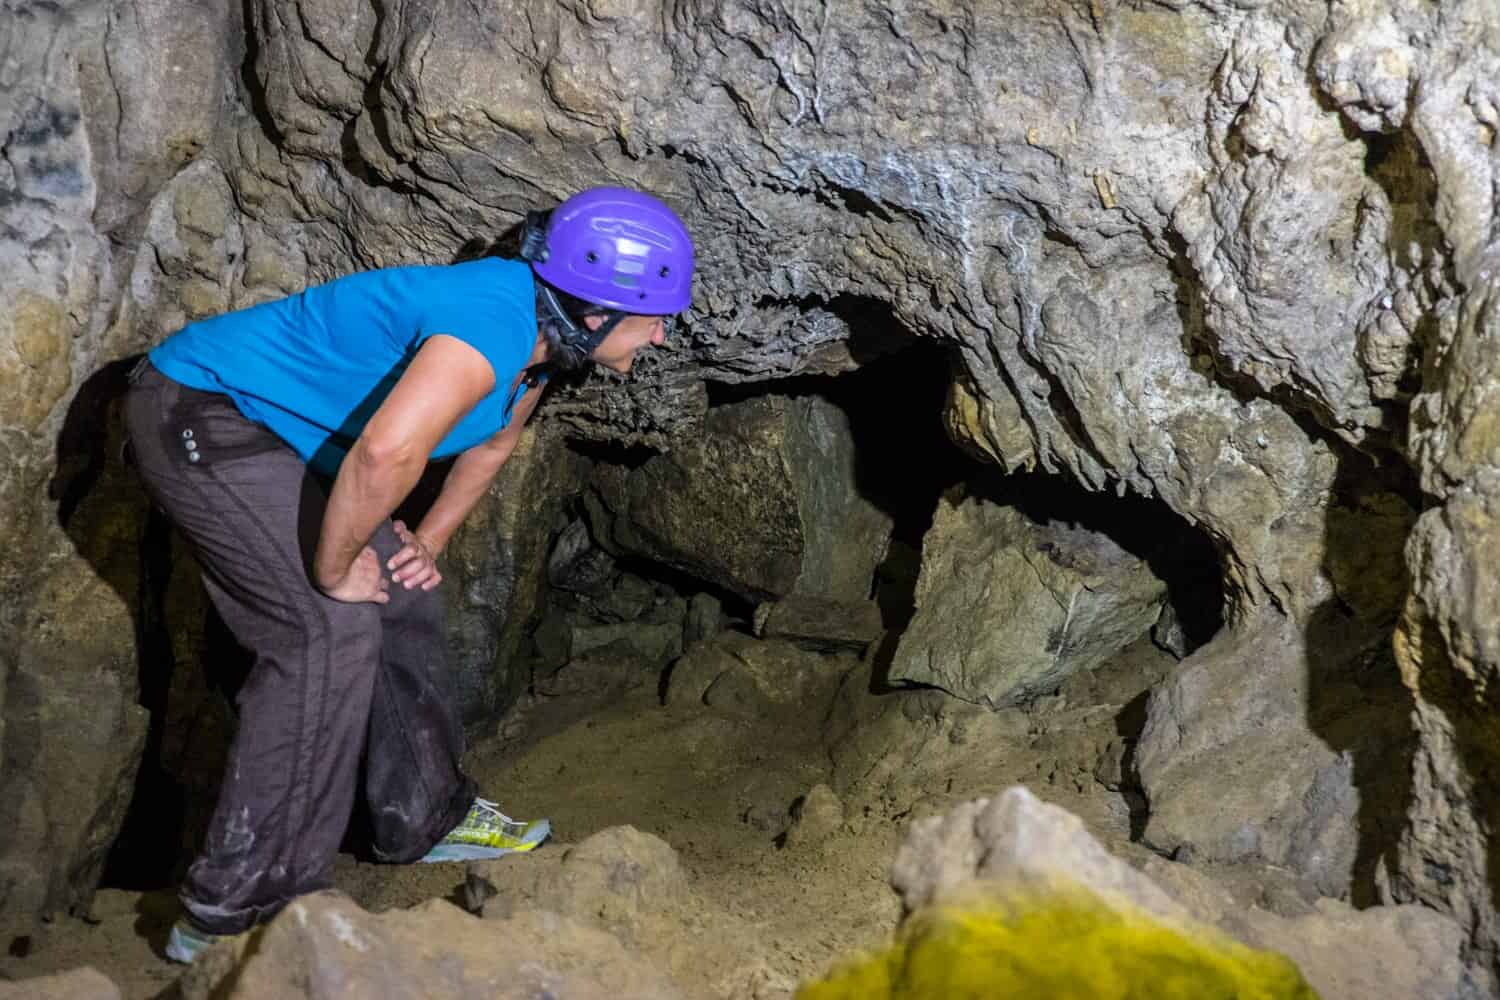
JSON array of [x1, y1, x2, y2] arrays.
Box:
[[537, 283, 626, 362]]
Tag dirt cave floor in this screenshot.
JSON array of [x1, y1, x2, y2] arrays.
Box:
[[0, 633, 1186, 998]]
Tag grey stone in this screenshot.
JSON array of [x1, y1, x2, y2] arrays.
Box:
[[682, 593, 722, 648], [1151, 603, 1190, 660], [570, 621, 683, 665], [439, 426, 589, 722], [752, 595, 883, 652], [664, 631, 847, 719], [534, 644, 656, 698], [588, 395, 892, 604], [1135, 610, 1414, 899], [888, 494, 1166, 708], [783, 784, 845, 851], [891, 786, 1192, 922]]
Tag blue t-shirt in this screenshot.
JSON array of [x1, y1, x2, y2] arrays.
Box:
[[150, 258, 537, 476]]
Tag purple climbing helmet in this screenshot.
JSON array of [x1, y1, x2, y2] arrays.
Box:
[[525, 186, 694, 315]]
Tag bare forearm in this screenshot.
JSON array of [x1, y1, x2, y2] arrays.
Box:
[[314, 440, 427, 589], [413, 442, 515, 553]]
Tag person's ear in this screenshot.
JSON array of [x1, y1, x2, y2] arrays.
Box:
[[583, 314, 604, 331]]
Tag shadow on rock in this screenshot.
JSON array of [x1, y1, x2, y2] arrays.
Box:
[[1304, 453, 1421, 908], [49, 357, 241, 894]]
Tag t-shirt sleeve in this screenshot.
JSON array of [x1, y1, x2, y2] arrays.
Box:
[[412, 304, 530, 389]]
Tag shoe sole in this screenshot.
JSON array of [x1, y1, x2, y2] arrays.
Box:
[[418, 820, 551, 863]]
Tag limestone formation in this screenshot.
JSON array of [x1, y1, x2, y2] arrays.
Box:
[[437, 426, 589, 720], [3, 0, 1500, 983], [888, 493, 1167, 708], [664, 630, 851, 720], [752, 595, 884, 653]]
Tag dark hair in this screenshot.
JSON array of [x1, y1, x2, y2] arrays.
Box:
[[451, 223, 604, 374]]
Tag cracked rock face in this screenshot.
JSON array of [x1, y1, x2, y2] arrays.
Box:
[[5, 0, 1500, 982], [888, 492, 1166, 708]]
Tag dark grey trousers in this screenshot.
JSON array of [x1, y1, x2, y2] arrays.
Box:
[[124, 360, 475, 935]]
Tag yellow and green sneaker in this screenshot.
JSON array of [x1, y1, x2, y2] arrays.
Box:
[[165, 918, 224, 964], [419, 797, 551, 862]]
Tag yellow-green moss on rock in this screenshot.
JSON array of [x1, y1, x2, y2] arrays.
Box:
[[798, 890, 1319, 1000]]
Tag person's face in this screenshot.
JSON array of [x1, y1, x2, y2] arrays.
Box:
[[587, 314, 669, 374]]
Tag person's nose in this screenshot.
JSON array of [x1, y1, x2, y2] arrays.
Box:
[[651, 318, 667, 346]]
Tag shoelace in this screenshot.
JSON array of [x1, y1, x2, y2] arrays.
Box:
[[471, 797, 522, 830]]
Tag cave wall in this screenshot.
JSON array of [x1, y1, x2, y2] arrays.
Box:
[[4, 0, 1500, 966]]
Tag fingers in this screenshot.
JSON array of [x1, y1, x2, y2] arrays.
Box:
[[387, 541, 442, 590]]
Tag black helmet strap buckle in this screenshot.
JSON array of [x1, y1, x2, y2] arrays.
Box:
[[537, 282, 626, 362], [519, 210, 551, 264]]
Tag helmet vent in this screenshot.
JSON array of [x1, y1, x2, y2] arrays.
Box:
[[585, 251, 599, 264]]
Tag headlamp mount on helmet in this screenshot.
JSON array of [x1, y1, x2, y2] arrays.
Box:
[[518, 211, 551, 265]]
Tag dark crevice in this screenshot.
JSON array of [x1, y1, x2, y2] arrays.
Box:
[[747, 291, 917, 365], [659, 143, 710, 168], [336, 1, 421, 197], [238, 0, 285, 146], [810, 180, 893, 223]]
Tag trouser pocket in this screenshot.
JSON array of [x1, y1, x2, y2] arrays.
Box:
[[160, 383, 286, 469]]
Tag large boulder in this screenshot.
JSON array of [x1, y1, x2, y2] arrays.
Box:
[[1135, 610, 1415, 900], [887, 493, 1167, 707], [179, 890, 687, 1000], [588, 394, 892, 604], [890, 787, 1469, 1000]]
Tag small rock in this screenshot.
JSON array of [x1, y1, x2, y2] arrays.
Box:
[[683, 592, 722, 647], [783, 784, 845, 850], [1151, 602, 1189, 659], [571, 620, 683, 663], [752, 595, 884, 652]]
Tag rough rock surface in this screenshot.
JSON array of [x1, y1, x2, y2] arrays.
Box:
[[888, 493, 1166, 707], [752, 595, 883, 652], [4, 0, 1500, 979], [465, 826, 784, 997], [1134, 611, 1416, 899], [1136, 610, 1415, 899], [588, 394, 893, 603], [436, 425, 589, 722], [893, 787, 1471, 1000], [664, 631, 852, 720], [178, 890, 687, 1000], [0, 966, 121, 1000]]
